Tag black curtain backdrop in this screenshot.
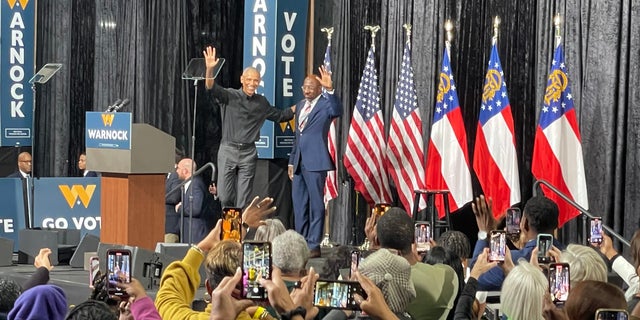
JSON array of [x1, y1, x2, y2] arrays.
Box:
[[32, 0, 640, 249]]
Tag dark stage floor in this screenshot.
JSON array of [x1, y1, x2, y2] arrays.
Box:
[[0, 262, 209, 307]]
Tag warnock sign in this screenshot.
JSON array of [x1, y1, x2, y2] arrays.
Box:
[[0, 0, 35, 146]]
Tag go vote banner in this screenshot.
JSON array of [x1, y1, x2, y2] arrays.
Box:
[[0, 0, 36, 146], [0, 178, 27, 251], [244, 0, 309, 159], [33, 177, 101, 237]]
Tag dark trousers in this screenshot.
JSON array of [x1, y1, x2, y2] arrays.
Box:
[[217, 143, 257, 209], [292, 164, 326, 250]]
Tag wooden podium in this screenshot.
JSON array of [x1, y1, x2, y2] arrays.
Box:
[[87, 123, 174, 250]]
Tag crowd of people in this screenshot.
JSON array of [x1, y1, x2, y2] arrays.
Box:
[[2, 193, 640, 320]]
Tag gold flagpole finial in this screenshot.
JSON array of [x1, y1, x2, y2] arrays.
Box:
[[553, 14, 562, 46], [364, 25, 381, 48], [320, 27, 334, 41], [445, 20, 454, 46], [403, 24, 412, 44], [493, 16, 501, 44]]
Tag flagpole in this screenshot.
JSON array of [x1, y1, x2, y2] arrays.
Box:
[[363, 24, 381, 204], [445, 20, 453, 56], [356, 25, 380, 248], [554, 14, 562, 47], [492, 16, 500, 45], [320, 26, 335, 249]]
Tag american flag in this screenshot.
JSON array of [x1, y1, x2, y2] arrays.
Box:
[[532, 43, 588, 226], [473, 42, 520, 217], [426, 46, 473, 216], [344, 47, 391, 205], [386, 42, 426, 214], [323, 41, 338, 204]]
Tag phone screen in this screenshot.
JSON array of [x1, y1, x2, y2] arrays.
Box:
[[107, 249, 131, 296], [590, 217, 603, 244], [549, 263, 570, 304], [313, 280, 367, 310], [221, 207, 242, 241], [89, 256, 100, 288], [242, 242, 271, 300], [506, 208, 521, 235], [415, 222, 431, 252], [372, 203, 391, 216], [489, 231, 506, 262], [537, 234, 554, 263], [349, 251, 360, 279], [595, 309, 629, 320]]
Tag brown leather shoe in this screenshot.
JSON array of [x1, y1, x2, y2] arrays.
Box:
[[309, 249, 321, 258]]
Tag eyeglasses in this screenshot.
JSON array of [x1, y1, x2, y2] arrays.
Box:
[[300, 85, 318, 90], [19, 160, 32, 163]]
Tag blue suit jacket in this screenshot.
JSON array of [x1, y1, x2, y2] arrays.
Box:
[[289, 92, 342, 172]]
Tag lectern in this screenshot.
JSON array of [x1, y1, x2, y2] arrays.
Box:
[[86, 112, 174, 250]]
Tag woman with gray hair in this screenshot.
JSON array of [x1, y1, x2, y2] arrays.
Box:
[[501, 261, 547, 320], [560, 244, 608, 287], [272, 230, 310, 283], [252, 219, 286, 242]]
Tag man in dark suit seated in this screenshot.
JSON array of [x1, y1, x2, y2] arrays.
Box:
[[78, 152, 98, 177], [7, 152, 32, 178], [175, 158, 209, 244]]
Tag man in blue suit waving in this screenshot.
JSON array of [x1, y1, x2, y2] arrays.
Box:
[[288, 66, 342, 258]]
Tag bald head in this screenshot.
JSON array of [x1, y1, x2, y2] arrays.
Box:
[[176, 158, 197, 180], [302, 76, 322, 101], [17, 152, 32, 174]]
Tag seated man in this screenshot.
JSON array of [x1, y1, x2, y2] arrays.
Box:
[[372, 207, 460, 320], [470, 195, 564, 291]]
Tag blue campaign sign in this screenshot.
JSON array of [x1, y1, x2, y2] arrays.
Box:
[[33, 177, 101, 237], [0, 0, 36, 146], [0, 178, 26, 251], [85, 112, 132, 150], [244, 0, 308, 159]]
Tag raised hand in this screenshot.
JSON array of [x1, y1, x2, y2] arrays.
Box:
[[202, 46, 220, 69], [472, 195, 498, 232], [315, 66, 333, 90]]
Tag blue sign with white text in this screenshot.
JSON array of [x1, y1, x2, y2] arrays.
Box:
[[0, 178, 26, 251], [244, 0, 308, 159], [0, 0, 36, 146], [85, 112, 132, 150], [33, 177, 102, 237]]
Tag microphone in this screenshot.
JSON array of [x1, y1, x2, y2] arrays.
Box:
[[113, 98, 130, 112], [105, 99, 122, 112]]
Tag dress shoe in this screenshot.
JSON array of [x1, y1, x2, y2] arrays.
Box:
[[309, 249, 321, 258]]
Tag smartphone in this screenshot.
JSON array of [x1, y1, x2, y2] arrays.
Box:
[[106, 249, 132, 297], [242, 241, 272, 300], [549, 263, 570, 305], [313, 280, 367, 310], [89, 256, 100, 288], [489, 230, 506, 262], [349, 250, 361, 279], [221, 207, 242, 242], [595, 309, 629, 320], [537, 233, 554, 263], [506, 207, 521, 235], [372, 203, 391, 216], [415, 222, 431, 252], [589, 217, 603, 245]]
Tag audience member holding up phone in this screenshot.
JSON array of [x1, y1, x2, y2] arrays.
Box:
[[452, 248, 497, 320], [594, 230, 640, 302], [470, 195, 564, 291], [155, 196, 276, 320]]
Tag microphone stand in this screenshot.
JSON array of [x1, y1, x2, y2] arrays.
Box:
[[181, 57, 225, 244], [188, 78, 199, 245]]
